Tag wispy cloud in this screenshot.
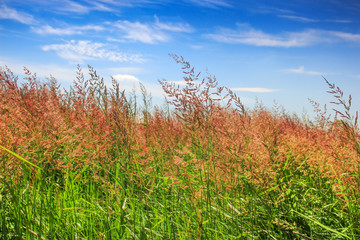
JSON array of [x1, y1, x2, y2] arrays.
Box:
[[154, 15, 194, 33], [54, 0, 134, 14], [113, 16, 193, 44], [32, 24, 104, 35], [251, 5, 294, 15], [3, 0, 230, 16], [231, 87, 278, 93], [31, 15, 193, 43], [278, 15, 318, 23], [329, 31, 360, 42], [207, 25, 319, 47], [24, 0, 168, 14], [0, 5, 37, 24], [282, 66, 323, 75], [42, 40, 145, 63], [207, 24, 360, 47], [114, 20, 169, 44], [279, 14, 352, 24], [185, 0, 231, 8], [327, 19, 353, 23]]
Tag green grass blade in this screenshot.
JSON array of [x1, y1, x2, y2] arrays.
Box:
[[0, 145, 41, 170], [292, 210, 351, 239]]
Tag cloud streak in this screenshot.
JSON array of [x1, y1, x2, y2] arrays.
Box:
[[278, 14, 352, 24], [32, 24, 104, 35], [278, 15, 318, 23], [185, 0, 231, 8], [114, 20, 169, 44], [0, 5, 37, 24], [113, 16, 193, 44], [31, 15, 193, 44], [208, 25, 319, 47], [207, 24, 360, 47], [282, 66, 323, 75], [154, 15, 193, 33], [42, 40, 145, 63]]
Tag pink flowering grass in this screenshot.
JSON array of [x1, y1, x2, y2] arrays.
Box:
[[0, 56, 359, 239]]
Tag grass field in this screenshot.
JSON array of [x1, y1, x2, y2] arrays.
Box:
[[1, 56, 359, 239]]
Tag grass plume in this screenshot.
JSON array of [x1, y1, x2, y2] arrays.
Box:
[[1, 56, 359, 239]]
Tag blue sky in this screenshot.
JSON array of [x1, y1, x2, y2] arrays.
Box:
[[1, 0, 360, 118]]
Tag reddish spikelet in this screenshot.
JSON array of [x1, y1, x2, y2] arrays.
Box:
[[1, 67, 71, 178], [159, 54, 236, 131], [1, 62, 359, 194]]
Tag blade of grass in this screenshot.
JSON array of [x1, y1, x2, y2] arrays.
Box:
[[292, 210, 351, 239], [0, 145, 41, 170]]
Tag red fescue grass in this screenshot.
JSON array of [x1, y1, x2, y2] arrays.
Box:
[[1, 57, 359, 197]]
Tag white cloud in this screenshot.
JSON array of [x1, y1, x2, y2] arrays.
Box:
[[231, 87, 278, 93], [0, 5, 37, 24], [279, 14, 352, 24], [114, 20, 169, 44], [2, 0, 171, 15], [207, 26, 319, 47], [185, 0, 231, 8], [278, 15, 318, 23], [56, 0, 92, 14], [288, 66, 306, 74], [89, 0, 114, 12], [29, 16, 192, 44], [327, 19, 353, 23], [207, 24, 360, 47], [154, 15, 194, 33], [282, 66, 323, 75], [32, 24, 104, 35], [42, 40, 145, 63], [53, 0, 171, 14], [112, 74, 139, 82], [252, 6, 294, 15], [329, 31, 360, 42], [113, 17, 193, 44]]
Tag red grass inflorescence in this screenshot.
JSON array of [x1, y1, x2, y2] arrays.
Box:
[[1, 57, 359, 193]]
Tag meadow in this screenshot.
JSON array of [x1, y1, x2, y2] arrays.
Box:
[[1, 55, 359, 239]]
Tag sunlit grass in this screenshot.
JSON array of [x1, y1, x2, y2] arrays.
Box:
[[1, 57, 359, 239]]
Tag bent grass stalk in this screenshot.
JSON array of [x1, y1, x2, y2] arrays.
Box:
[[0, 145, 41, 170], [292, 210, 351, 239]]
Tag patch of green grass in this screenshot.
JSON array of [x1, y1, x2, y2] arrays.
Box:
[[1, 148, 359, 239]]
